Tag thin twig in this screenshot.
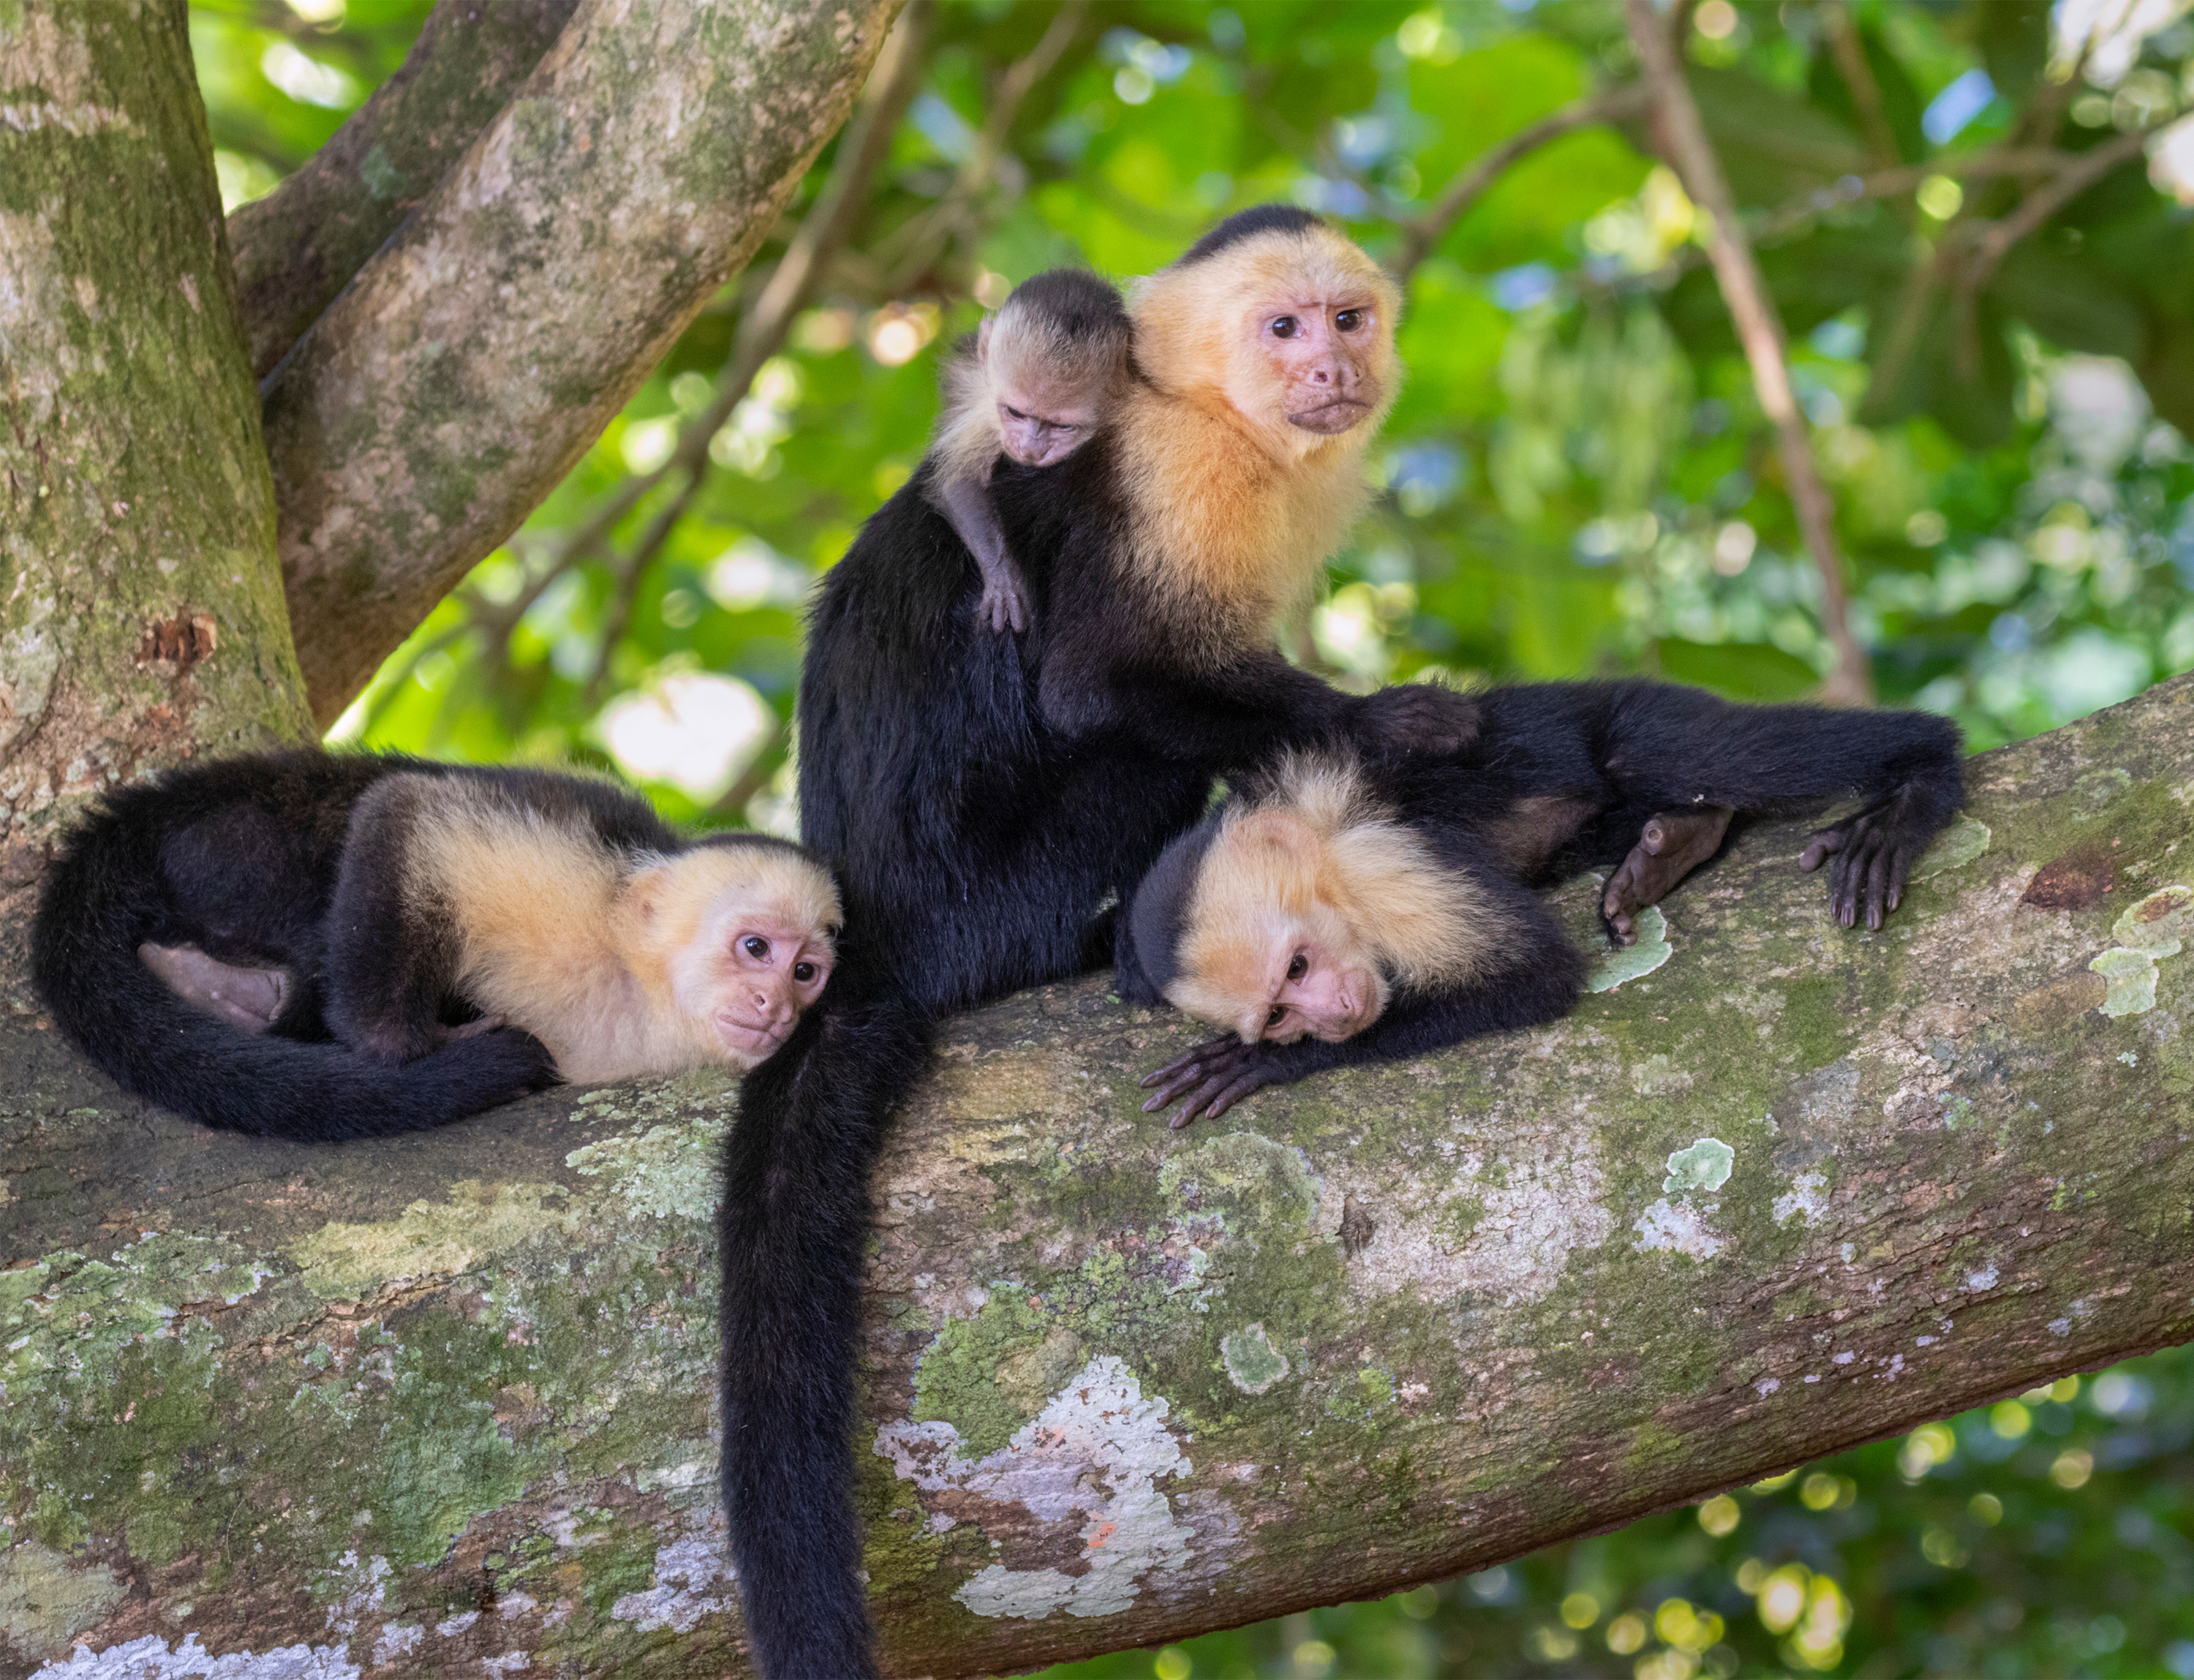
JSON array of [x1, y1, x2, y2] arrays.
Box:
[[1625, 0, 1873, 705], [1961, 124, 2155, 295], [1824, 0, 1901, 171], [1391, 85, 1648, 280]]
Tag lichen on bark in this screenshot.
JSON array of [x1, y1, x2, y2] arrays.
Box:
[[6, 677, 2194, 1679]]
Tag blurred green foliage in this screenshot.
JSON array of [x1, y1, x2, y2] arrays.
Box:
[[189, 1, 2194, 1673]]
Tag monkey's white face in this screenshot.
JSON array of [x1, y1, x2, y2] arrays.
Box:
[[992, 374, 1104, 467], [1247, 912, 1385, 1044], [1243, 295, 1385, 435], [709, 917, 832, 1063]]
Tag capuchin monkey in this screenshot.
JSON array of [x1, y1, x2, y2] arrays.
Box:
[[31, 752, 838, 1139], [1117, 680, 1965, 1125], [722, 207, 1479, 1679], [927, 268, 1131, 633]]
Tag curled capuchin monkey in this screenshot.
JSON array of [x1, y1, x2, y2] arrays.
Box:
[[1117, 679, 1965, 1125], [31, 753, 838, 1140], [925, 268, 1131, 632]]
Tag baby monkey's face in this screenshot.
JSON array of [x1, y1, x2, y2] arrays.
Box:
[[992, 376, 1102, 466]]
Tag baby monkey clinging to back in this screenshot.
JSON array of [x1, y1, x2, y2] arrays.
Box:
[[927, 268, 1131, 632]]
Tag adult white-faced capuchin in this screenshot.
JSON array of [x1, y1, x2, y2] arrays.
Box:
[[1117, 679, 1965, 1124], [31, 752, 838, 1138], [722, 207, 1479, 1679], [926, 268, 1131, 633]]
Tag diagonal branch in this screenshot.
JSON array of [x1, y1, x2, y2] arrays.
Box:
[[227, 0, 581, 378], [1625, 0, 1874, 706], [263, 0, 905, 729], [1391, 85, 1649, 282]]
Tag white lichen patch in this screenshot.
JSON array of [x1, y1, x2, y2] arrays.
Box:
[[566, 1121, 718, 1220], [285, 1180, 578, 1297], [2092, 947, 2162, 1017], [1588, 906, 1672, 992], [1220, 1323, 1289, 1394], [608, 1532, 736, 1635], [1772, 1171, 1828, 1226], [1345, 1131, 1610, 1308], [874, 1355, 1194, 1620], [29, 1634, 359, 1679], [1634, 1199, 1722, 1260], [1662, 1137, 1733, 1195], [1909, 815, 1991, 881]]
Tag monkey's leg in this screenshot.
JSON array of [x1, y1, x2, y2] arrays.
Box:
[[323, 780, 468, 1062], [138, 943, 290, 1033], [935, 473, 1030, 633], [1600, 806, 1733, 946]]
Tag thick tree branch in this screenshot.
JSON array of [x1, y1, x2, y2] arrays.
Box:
[[225, 0, 581, 378], [1392, 85, 1649, 281], [1626, 0, 1874, 706], [261, 0, 905, 728], [7, 676, 2194, 1676]]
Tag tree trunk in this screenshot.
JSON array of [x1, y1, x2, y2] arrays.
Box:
[[0, 1, 314, 979], [5, 675, 2192, 1679], [259, 0, 902, 727]]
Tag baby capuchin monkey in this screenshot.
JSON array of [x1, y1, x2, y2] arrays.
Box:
[[925, 268, 1131, 633], [1117, 680, 1964, 1125], [31, 752, 838, 1140]]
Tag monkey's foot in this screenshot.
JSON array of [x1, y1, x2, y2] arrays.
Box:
[[1799, 788, 1931, 930], [1602, 806, 1733, 944], [1140, 1033, 1279, 1127], [977, 576, 1029, 634], [139, 942, 289, 1033]]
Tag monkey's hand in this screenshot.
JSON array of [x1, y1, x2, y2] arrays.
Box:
[[1352, 683, 1479, 757], [977, 573, 1030, 635], [1601, 806, 1733, 945], [1799, 790, 1931, 930], [1140, 1033, 1281, 1128]]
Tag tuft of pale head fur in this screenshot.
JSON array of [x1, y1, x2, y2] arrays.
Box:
[[1165, 753, 1507, 1042], [933, 269, 1130, 484]]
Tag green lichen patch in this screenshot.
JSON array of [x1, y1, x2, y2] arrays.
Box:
[[910, 1285, 1054, 1457], [2114, 885, 2194, 953], [1662, 1137, 1735, 1196], [0, 1539, 127, 1660], [2092, 946, 2161, 1017], [287, 1178, 578, 1297], [1221, 1322, 1289, 1394], [566, 1121, 718, 1221], [1588, 907, 1671, 992], [1158, 1130, 1320, 1240], [1910, 815, 1991, 880]]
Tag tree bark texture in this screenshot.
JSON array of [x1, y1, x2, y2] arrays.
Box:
[[5, 676, 2194, 1676], [259, 0, 903, 728], [0, 1, 314, 980], [225, 0, 582, 380]]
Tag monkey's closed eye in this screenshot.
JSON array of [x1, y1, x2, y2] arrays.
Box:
[[1334, 309, 1363, 332], [742, 935, 770, 960], [1286, 951, 1308, 981], [793, 961, 818, 983], [1002, 404, 1030, 421], [1270, 316, 1298, 339]]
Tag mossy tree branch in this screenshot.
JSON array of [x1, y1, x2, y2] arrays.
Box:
[[7, 677, 2194, 1677]]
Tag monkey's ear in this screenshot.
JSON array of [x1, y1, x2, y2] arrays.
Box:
[[976, 317, 993, 364], [628, 865, 670, 919]]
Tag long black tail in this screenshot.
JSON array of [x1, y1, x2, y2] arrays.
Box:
[[30, 810, 554, 1141], [719, 985, 933, 1680]]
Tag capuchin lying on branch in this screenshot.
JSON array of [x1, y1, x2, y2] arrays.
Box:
[[1118, 679, 1965, 1125], [31, 754, 839, 1139]]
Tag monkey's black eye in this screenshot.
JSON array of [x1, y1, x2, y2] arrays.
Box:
[[1270, 316, 1298, 339], [1335, 309, 1363, 333], [1266, 1005, 1285, 1028], [743, 935, 770, 960], [1286, 952, 1308, 982], [793, 961, 817, 983]]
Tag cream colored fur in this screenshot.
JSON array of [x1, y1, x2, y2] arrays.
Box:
[[402, 780, 839, 1084], [1121, 225, 1403, 645], [1166, 753, 1507, 1040]]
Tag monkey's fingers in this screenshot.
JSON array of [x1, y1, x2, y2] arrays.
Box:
[[1798, 827, 1846, 873], [979, 579, 1030, 635], [1168, 1062, 1279, 1128], [1140, 1033, 1251, 1110]]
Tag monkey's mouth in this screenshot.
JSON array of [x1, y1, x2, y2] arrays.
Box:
[[1286, 398, 1372, 434], [717, 1014, 792, 1058]]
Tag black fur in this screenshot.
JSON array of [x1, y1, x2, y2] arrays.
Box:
[[30, 750, 810, 1140], [1118, 679, 1967, 1097], [720, 349, 1471, 1673], [1176, 203, 1326, 265], [1000, 265, 1129, 340]]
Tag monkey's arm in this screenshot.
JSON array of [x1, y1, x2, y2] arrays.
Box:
[[1139, 890, 1586, 1126], [1046, 648, 1475, 769], [930, 472, 1030, 635]]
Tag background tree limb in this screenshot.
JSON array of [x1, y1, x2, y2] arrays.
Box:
[[260, 0, 903, 727], [7, 674, 2193, 1676], [225, 0, 581, 379]]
